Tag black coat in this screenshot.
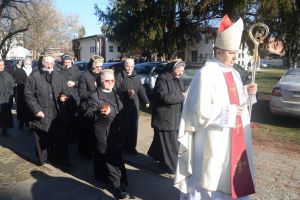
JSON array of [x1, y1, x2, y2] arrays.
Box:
[[0, 71, 14, 128], [151, 72, 185, 131], [24, 68, 69, 132], [85, 88, 123, 154], [59, 65, 81, 105], [13, 67, 31, 122], [78, 69, 101, 112], [115, 70, 149, 111]]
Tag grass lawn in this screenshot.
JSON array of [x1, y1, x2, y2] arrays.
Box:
[[141, 67, 300, 144], [251, 67, 300, 144], [255, 67, 287, 100]]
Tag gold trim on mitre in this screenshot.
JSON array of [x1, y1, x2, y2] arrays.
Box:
[[215, 17, 244, 51]]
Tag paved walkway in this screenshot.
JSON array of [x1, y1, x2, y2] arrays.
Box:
[[0, 114, 179, 200]]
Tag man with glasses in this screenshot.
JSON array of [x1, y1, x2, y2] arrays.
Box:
[[25, 55, 71, 170], [85, 69, 128, 199]]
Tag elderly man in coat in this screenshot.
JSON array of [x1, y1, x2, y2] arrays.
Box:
[[174, 15, 257, 200], [0, 59, 15, 137], [24, 55, 71, 169]]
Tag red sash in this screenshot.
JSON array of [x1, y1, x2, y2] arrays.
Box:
[[223, 72, 255, 199]]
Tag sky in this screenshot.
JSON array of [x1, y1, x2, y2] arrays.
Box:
[[54, 0, 109, 36]]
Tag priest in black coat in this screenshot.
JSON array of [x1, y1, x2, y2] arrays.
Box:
[[24, 55, 71, 167]]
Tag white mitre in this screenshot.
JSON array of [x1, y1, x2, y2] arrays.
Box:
[[215, 15, 244, 51]]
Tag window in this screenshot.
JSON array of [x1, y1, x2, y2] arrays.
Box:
[[191, 51, 198, 62], [109, 46, 114, 52], [90, 47, 95, 53]]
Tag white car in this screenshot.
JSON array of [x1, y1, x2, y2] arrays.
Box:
[[134, 62, 167, 94], [269, 68, 300, 117]]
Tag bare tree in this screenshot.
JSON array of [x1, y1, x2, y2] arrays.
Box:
[[22, 0, 81, 59], [0, 0, 33, 59]]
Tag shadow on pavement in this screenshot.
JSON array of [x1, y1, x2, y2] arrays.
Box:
[[1, 114, 179, 200], [0, 170, 112, 200], [29, 170, 111, 200]]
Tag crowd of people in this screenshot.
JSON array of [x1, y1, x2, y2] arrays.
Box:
[[0, 52, 187, 198], [0, 15, 258, 200]]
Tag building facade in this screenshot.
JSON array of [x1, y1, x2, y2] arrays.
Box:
[[6, 45, 32, 60], [184, 33, 252, 69], [72, 35, 122, 62]]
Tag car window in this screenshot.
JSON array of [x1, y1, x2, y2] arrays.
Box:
[[135, 64, 155, 75], [153, 64, 166, 74], [74, 62, 88, 71], [281, 69, 300, 83], [182, 66, 201, 80]]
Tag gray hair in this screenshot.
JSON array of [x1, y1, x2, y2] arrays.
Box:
[[124, 58, 134, 66], [22, 57, 32, 64], [101, 69, 115, 82]]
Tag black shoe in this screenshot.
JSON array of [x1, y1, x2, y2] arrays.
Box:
[[113, 187, 128, 199]]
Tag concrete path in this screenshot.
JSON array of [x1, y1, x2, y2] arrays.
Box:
[[0, 113, 179, 200]]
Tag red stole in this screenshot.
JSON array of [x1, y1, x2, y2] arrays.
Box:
[[223, 72, 255, 199]]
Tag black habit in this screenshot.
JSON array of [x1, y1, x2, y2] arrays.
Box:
[[115, 70, 149, 151], [0, 71, 15, 129], [77, 68, 101, 158], [85, 88, 127, 189], [147, 71, 185, 173], [59, 65, 81, 142], [13, 67, 31, 125]]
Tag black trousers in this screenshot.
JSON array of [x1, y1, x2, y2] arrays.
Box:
[[94, 151, 128, 188], [77, 113, 95, 157], [34, 128, 69, 166]]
